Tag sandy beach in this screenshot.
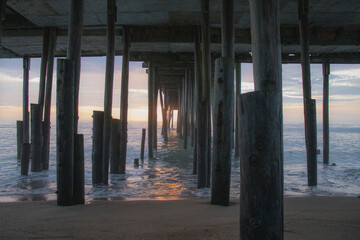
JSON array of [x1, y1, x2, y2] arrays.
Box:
[[0, 196, 359, 239]]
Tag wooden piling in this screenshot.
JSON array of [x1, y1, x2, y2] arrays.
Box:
[[160, 89, 168, 141], [20, 143, 30, 175], [305, 99, 317, 186], [92, 111, 104, 184], [240, 92, 283, 239], [56, 59, 75, 206], [120, 26, 130, 174], [30, 104, 42, 172], [110, 119, 120, 174], [194, 23, 209, 188], [211, 57, 234, 206], [38, 28, 50, 113], [73, 134, 84, 205], [42, 28, 57, 170], [67, 0, 84, 133], [299, 0, 317, 186], [101, 0, 117, 183], [153, 74, 158, 148], [16, 121, 23, 161], [323, 61, 330, 165], [148, 61, 154, 158], [242, 0, 283, 238], [140, 128, 146, 160], [193, 128, 198, 175], [235, 62, 241, 157], [183, 68, 189, 149], [22, 56, 30, 144]]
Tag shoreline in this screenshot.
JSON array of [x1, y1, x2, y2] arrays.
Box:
[[0, 196, 359, 239]]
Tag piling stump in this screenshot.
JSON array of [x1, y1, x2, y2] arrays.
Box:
[[305, 99, 317, 186], [110, 119, 120, 174], [20, 143, 31, 175], [240, 91, 282, 239], [30, 104, 43, 172], [73, 134, 85, 205], [16, 121, 23, 161], [92, 111, 104, 184], [56, 59, 75, 206], [140, 128, 146, 160]]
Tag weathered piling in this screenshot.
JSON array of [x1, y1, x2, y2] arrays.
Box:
[[56, 59, 75, 206], [323, 61, 330, 165], [240, 92, 283, 239], [153, 76, 158, 148], [298, 0, 317, 186], [120, 26, 130, 174], [38, 28, 50, 113], [148, 61, 154, 158], [20, 143, 30, 175], [305, 99, 317, 186], [67, 0, 84, 133], [110, 118, 120, 174], [240, 0, 283, 238], [21, 56, 30, 174], [211, 57, 234, 206], [210, 0, 235, 206], [140, 128, 146, 160], [194, 23, 209, 188], [193, 128, 198, 175], [92, 111, 104, 184], [42, 28, 57, 170], [235, 62, 241, 157], [101, 0, 116, 183], [30, 104, 42, 172], [73, 133, 85, 205], [22, 56, 30, 144], [160, 89, 168, 141], [183, 69, 189, 149], [16, 121, 23, 161]]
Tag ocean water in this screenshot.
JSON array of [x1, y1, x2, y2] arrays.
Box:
[[0, 121, 359, 202]]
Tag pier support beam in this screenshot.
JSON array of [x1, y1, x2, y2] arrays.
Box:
[[148, 61, 154, 158], [197, 0, 211, 189], [211, 57, 234, 206], [38, 28, 50, 113], [240, 0, 283, 239], [160, 88, 168, 141], [322, 61, 330, 165], [211, 0, 234, 206], [21, 56, 30, 175], [120, 26, 130, 174], [42, 28, 57, 170], [153, 74, 158, 148], [92, 111, 104, 184], [16, 121, 23, 161], [102, 0, 116, 181], [183, 68, 189, 149], [30, 104, 42, 172], [235, 62, 241, 157], [67, 0, 83, 133], [56, 59, 74, 206], [140, 128, 146, 160], [298, 0, 317, 186], [110, 119, 120, 174]]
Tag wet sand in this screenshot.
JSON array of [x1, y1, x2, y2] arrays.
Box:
[[0, 196, 359, 239]]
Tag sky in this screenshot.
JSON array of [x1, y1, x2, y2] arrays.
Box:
[[0, 57, 359, 125]]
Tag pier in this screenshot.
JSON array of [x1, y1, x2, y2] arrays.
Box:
[[1, 0, 360, 238]]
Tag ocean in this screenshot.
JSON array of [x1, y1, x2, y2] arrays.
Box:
[[0, 121, 359, 202]]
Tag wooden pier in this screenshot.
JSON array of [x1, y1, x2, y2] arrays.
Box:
[[1, 0, 360, 237]]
